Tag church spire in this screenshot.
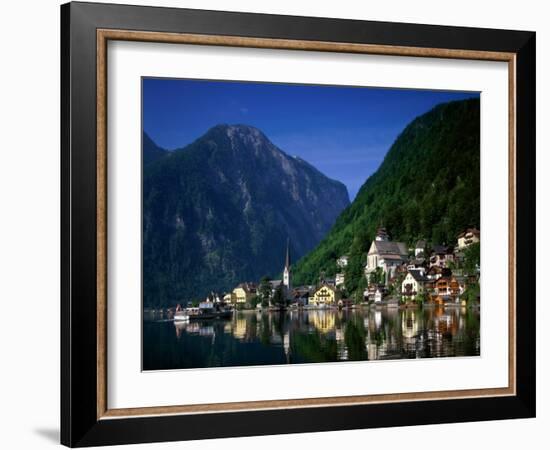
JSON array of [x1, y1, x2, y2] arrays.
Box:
[[375, 226, 389, 242], [285, 238, 291, 269], [283, 238, 292, 291]]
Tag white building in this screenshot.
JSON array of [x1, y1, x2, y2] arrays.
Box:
[[364, 227, 408, 283], [429, 245, 454, 268], [335, 272, 345, 287], [401, 269, 428, 300]]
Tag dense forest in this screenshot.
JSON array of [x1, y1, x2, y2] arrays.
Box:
[[292, 98, 480, 292]]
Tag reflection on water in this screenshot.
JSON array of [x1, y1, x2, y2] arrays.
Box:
[[143, 307, 480, 370]]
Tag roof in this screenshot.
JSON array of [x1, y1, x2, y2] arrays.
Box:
[[436, 276, 458, 283], [457, 228, 480, 238], [428, 266, 452, 276], [292, 287, 311, 298], [407, 270, 428, 282], [409, 258, 425, 266], [293, 286, 312, 294], [376, 227, 390, 239], [371, 240, 408, 257], [380, 254, 405, 261], [236, 282, 257, 292], [432, 245, 453, 255], [269, 280, 282, 288], [314, 283, 338, 294], [284, 238, 291, 269], [415, 240, 426, 248]]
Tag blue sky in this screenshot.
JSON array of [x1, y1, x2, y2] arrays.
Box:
[[143, 78, 478, 200]]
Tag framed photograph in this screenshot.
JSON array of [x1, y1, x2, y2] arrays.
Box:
[[61, 1, 536, 447]]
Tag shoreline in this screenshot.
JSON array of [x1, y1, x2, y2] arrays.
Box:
[[144, 300, 481, 319]]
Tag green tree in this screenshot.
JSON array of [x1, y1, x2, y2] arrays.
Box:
[[388, 273, 404, 296], [463, 242, 480, 275], [354, 275, 368, 304], [369, 267, 385, 285], [344, 228, 370, 297], [461, 281, 480, 303], [271, 284, 286, 308], [259, 276, 272, 303], [249, 295, 261, 308], [415, 292, 429, 305]]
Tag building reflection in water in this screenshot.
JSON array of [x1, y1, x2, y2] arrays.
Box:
[[166, 305, 480, 367]]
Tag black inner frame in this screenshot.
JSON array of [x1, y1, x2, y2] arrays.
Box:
[[61, 2, 536, 447]]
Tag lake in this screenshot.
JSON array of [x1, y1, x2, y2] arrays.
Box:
[[143, 306, 480, 370]]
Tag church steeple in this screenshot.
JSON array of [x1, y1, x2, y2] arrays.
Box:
[[283, 238, 292, 291], [284, 238, 291, 270], [375, 226, 389, 242]]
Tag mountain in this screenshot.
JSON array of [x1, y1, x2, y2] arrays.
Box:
[[143, 132, 168, 165], [143, 124, 350, 307], [292, 98, 480, 290]]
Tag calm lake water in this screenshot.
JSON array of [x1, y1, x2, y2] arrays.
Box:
[[143, 307, 480, 370]]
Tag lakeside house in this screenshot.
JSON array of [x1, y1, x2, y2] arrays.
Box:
[[310, 283, 341, 306], [401, 269, 429, 300], [232, 282, 257, 304], [365, 283, 386, 302], [432, 275, 463, 304], [291, 286, 313, 306]]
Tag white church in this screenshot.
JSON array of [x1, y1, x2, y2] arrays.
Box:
[[364, 227, 408, 284]]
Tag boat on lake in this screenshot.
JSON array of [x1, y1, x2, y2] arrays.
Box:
[[174, 302, 232, 322], [173, 304, 190, 322], [173, 311, 190, 322]]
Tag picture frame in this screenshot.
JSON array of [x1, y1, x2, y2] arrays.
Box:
[[61, 1, 536, 447]]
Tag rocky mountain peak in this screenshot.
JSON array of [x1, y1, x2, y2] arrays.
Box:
[[207, 124, 273, 154], [142, 126, 350, 306]]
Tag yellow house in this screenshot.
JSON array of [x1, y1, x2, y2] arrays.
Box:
[[310, 284, 341, 306], [232, 282, 257, 304]]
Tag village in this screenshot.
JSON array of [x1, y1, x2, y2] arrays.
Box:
[[193, 227, 481, 312]]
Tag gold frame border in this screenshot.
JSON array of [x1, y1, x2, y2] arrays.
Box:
[[96, 29, 517, 420]]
